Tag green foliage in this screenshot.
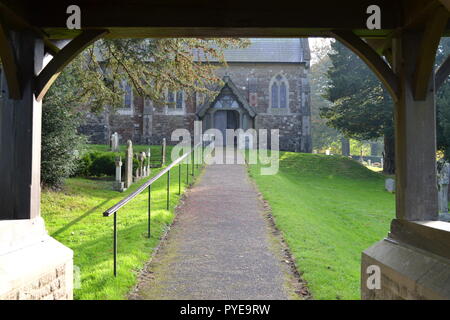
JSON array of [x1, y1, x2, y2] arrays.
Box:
[[436, 38, 450, 160], [87, 152, 117, 177], [322, 40, 393, 142], [41, 78, 87, 188], [247, 151, 394, 299]]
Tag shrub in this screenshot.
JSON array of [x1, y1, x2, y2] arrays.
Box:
[[41, 104, 87, 189]]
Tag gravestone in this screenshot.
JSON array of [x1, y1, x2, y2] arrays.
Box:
[[139, 152, 146, 177], [124, 140, 133, 188], [146, 149, 151, 176], [133, 153, 140, 182], [113, 156, 125, 192], [110, 132, 119, 152], [161, 138, 166, 165], [437, 161, 450, 221], [385, 178, 395, 193]]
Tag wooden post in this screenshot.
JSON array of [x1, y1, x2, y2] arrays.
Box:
[[0, 32, 44, 220], [393, 33, 438, 221]]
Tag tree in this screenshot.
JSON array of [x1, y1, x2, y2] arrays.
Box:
[[321, 40, 395, 174], [436, 38, 450, 161], [309, 39, 342, 153], [41, 38, 249, 188]]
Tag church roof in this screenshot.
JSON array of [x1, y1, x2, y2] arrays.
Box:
[[193, 38, 310, 64], [222, 38, 309, 63]]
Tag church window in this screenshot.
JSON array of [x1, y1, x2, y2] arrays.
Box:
[[121, 80, 133, 109], [166, 90, 184, 109], [270, 74, 289, 109]]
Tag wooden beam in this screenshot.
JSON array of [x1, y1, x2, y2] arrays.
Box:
[[439, 0, 450, 12], [413, 7, 449, 100], [35, 29, 108, 101], [436, 54, 450, 89], [0, 10, 20, 99], [332, 30, 400, 102]]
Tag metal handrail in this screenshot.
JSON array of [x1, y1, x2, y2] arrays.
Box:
[[103, 142, 203, 276]]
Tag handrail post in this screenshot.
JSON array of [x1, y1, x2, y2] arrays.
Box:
[[114, 211, 117, 277], [148, 185, 151, 238], [187, 158, 189, 185], [191, 150, 194, 176], [178, 162, 181, 195], [167, 170, 170, 210]]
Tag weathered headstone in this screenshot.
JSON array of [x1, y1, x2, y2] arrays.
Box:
[[124, 140, 133, 188], [385, 178, 395, 193], [133, 153, 140, 182], [139, 152, 146, 177], [146, 148, 151, 176], [110, 132, 119, 152], [437, 161, 450, 221], [113, 156, 125, 192], [161, 138, 166, 165]]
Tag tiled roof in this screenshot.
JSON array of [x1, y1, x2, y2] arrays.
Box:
[[221, 38, 308, 63]]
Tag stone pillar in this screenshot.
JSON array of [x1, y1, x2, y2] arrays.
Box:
[[0, 32, 73, 300], [124, 140, 133, 188]]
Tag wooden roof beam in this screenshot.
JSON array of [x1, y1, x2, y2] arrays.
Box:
[[35, 29, 108, 101], [332, 30, 400, 102]]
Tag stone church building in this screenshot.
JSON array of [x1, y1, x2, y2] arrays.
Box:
[[80, 38, 312, 152]]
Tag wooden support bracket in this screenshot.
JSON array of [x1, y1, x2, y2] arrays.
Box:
[[436, 54, 450, 90], [35, 29, 108, 101], [413, 7, 449, 100], [0, 10, 21, 99], [332, 30, 400, 102]]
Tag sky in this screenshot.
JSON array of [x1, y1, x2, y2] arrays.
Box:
[[308, 38, 332, 65]]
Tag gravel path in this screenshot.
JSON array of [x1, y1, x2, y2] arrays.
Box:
[[129, 149, 300, 300]]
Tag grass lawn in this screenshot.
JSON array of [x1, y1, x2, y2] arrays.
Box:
[[247, 151, 395, 300], [41, 157, 201, 299]]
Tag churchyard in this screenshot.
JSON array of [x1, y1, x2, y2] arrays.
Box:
[[41, 142, 201, 299], [40, 143, 401, 300]]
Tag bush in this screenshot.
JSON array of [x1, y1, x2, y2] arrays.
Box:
[[89, 153, 116, 177], [41, 104, 87, 189], [74, 151, 141, 178]]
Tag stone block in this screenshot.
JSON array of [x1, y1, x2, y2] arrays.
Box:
[[361, 238, 450, 299]]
